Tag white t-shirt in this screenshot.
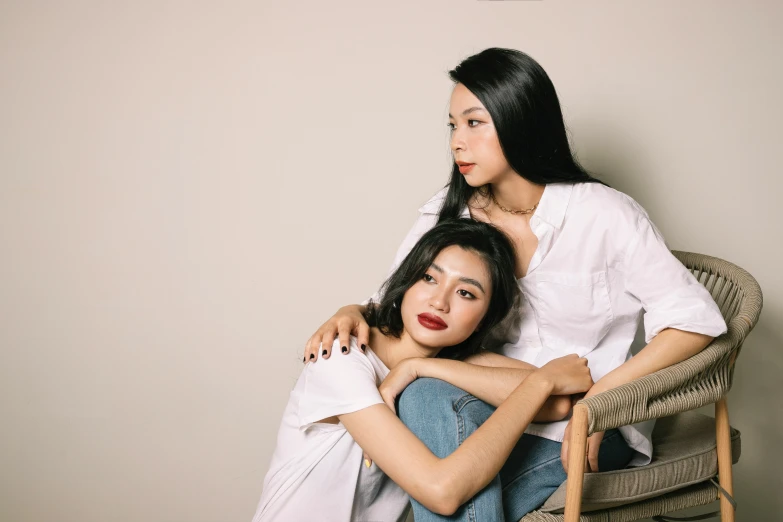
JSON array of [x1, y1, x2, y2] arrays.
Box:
[[252, 338, 410, 522], [367, 182, 727, 466]]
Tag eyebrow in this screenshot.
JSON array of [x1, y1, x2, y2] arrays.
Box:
[[430, 263, 486, 294], [447, 107, 487, 119]]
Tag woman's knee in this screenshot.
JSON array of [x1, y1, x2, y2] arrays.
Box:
[[398, 378, 477, 456], [397, 378, 461, 421], [398, 378, 495, 435]]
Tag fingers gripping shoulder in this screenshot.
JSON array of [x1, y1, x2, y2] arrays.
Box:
[[305, 337, 374, 381], [299, 337, 383, 428]]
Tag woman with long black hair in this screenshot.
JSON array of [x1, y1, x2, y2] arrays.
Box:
[[304, 48, 728, 520]]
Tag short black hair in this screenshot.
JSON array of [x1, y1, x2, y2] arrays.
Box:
[[365, 218, 518, 361]]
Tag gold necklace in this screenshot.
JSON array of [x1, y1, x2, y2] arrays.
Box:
[[489, 189, 539, 215]]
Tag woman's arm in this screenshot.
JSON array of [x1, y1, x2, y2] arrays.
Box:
[[385, 355, 572, 422], [561, 208, 728, 472], [463, 349, 536, 369], [340, 355, 592, 515], [596, 209, 724, 393], [589, 328, 712, 395], [418, 357, 533, 406]]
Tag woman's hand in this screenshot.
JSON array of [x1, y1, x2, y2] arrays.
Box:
[[533, 355, 605, 474], [561, 419, 605, 473], [560, 389, 603, 474], [378, 359, 421, 415], [537, 355, 594, 396], [303, 304, 369, 363]]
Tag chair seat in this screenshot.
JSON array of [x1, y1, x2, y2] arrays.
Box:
[[537, 411, 741, 514]]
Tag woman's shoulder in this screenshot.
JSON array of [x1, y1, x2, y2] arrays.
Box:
[[570, 182, 650, 226], [303, 337, 377, 379]]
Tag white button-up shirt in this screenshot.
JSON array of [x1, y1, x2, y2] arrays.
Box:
[[372, 182, 727, 466]]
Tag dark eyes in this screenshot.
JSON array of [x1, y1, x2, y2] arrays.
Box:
[[447, 120, 481, 130], [457, 289, 476, 299], [422, 274, 476, 299]]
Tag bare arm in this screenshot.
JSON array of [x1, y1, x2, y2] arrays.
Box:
[[380, 352, 571, 421], [588, 328, 712, 395], [341, 367, 581, 515], [416, 357, 534, 407], [463, 350, 537, 369]]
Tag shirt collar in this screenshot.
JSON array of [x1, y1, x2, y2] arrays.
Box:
[[533, 182, 573, 229], [419, 183, 573, 226]]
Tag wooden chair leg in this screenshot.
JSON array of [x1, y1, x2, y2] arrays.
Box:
[[715, 397, 735, 522], [564, 404, 589, 522]]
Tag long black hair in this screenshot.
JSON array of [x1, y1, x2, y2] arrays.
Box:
[[365, 218, 519, 361], [440, 47, 603, 222]]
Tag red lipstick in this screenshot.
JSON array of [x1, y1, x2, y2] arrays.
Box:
[[418, 313, 447, 330], [456, 162, 475, 174]]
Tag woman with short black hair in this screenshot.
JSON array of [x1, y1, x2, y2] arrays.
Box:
[[252, 219, 593, 522]]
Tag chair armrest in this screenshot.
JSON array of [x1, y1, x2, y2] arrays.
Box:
[[579, 326, 744, 435]]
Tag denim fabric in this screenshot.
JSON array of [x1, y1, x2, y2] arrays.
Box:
[[398, 378, 634, 522]]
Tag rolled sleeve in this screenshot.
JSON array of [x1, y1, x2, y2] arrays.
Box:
[[624, 216, 727, 344]]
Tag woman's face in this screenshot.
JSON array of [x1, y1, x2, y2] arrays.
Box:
[[400, 245, 492, 350], [448, 83, 515, 187]]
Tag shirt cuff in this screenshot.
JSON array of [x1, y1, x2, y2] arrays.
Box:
[[298, 398, 385, 430], [643, 307, 728, 344]]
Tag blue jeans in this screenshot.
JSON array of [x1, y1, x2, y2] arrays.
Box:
[[398, 378, 634, 522]]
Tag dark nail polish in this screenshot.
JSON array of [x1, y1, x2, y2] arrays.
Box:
[[361, 344, 366, 351], [322, 349, 327, 355], [342, 346, 348, 353], [303, 357, 306, 363], [309, 354, 315, 360]]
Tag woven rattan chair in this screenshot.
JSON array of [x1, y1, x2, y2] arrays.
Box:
[[519, 251, 763, 522]]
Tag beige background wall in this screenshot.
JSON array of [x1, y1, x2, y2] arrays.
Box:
[[1, 1, 780, 521]]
